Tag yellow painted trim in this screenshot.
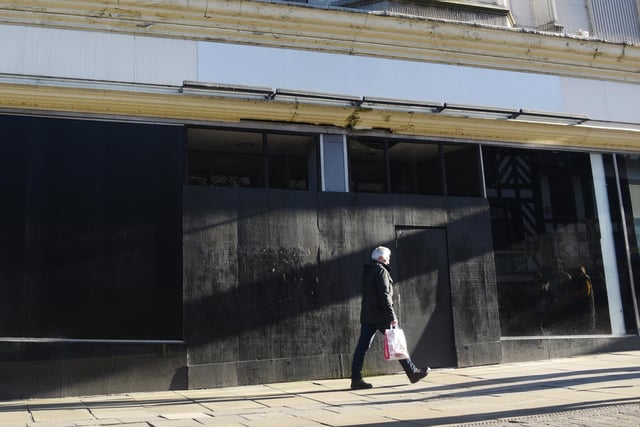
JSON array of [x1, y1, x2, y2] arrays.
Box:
[[1, 82, 638, 153], [0, 1, 638, 84]]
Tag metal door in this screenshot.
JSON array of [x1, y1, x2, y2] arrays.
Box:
[[395, 227, 457, 368]]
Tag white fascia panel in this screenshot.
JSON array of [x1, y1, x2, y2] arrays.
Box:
[[22, 25, 134, 82], [197, 41, 564, 113], [561, 78, 610, 121], [133, 36, 197, 85], [0, 25, 27, 75], [0, 24, 197, 86], [561, 77, 640, 124], [198, 40, 640, 125], [602, 81, 640, 124]]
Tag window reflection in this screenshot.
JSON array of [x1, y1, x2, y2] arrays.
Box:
[[389, 142, 443, 195], [612, 155, 640, 333], [348, 138, 387, 193], [622, 157, 640, 254], [443, 145, 482, 197], [268, 134, 316, 190], [349, 138, 480, 197], [188, 128, 264, 188], [187, 128, 317, 191], [484, 147, 611, 336]]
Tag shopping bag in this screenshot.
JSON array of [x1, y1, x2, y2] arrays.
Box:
[[383, 327, 410, 361]]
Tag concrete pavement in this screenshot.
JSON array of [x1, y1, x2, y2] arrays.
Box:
[[0, 350, 638, 426]]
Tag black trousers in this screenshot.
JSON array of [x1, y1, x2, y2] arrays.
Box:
[[351, 323, 419, 381]]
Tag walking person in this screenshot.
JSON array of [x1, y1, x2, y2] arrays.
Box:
[[350, 246, 430, 389]]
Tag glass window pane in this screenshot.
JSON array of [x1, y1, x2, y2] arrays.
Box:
[[322, 135, 347, 192], [389, 142, 443, 195], [484, 146, 611, 336], [621, 157, 640, 253], [267, 134, 316, 191], [443, 145, 481, 197], [612, 155, 640, 333], [348, 138, 386, 193], [188, 128, 264, 188]]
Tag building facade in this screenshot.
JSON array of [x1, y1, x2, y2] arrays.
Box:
[[0, 0, 639, 398]]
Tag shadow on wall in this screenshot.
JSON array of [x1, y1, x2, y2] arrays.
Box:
[[182, 186, 498, 375]]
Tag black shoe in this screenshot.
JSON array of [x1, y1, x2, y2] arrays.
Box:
[[350, 378, 373, 389], [409, 367, 431, 384]]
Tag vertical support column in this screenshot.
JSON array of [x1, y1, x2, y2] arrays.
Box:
[[590, 153, 626, 335], [439, 145, 448, 196], [262, 133, 269, 188], [320, 134, 348, 192], [612, 154, 640, 334], [478, 145, 487, 198]]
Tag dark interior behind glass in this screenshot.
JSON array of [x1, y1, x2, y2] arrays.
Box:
[[349, 138, 480, 197], [188, 128, 317, 191], [484, 147, 611, 336]]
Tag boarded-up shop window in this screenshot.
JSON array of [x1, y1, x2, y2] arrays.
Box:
[[0, 115, 183, 340]]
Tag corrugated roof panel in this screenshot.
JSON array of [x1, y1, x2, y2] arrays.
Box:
[[335, 0, 511, 26], [590, 0, 640, 44]]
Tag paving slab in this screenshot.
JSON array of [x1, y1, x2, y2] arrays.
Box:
[[29, 409, 93, 423], [237, 410, 325, 427], [193, 414, 247, 426], [365, 400, 444, 423], [196, 399, 269, 414], [252, 394, 322, 409], [0, 411, 30, 425], [294, 407, 392, 426]]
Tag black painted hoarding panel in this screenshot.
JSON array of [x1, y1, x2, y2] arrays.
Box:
[[447, 203, 502, 366], [395, 227, 456, 368], [0, 115, 186, 398], [0, 341, 186, 399], [183, 187, 501, 387], [0, 115, 184, 340]]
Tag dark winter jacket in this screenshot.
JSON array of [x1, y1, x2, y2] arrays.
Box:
[[359, 260, 396, 324]]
